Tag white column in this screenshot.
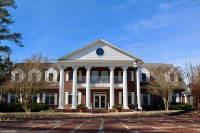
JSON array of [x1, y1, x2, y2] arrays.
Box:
[[78, 91, 81, 105], [86, 66, 91, 109], [136, 65, 142, 110], [72, 66, 78, 109], [19, 93, 23, 103], [109, 66, 115, 109], [123, 66, 129, 109], [58, 65, 65, 109], [184, 94, 188, 103], [176, 93, 180, 103], [37, 93, 40, 103], [65, 92, 69, 104], [42, 93, 45, 103], [54, 93, 57, 105], [7, 93, 11, 103], [131, 92, 135, 105]]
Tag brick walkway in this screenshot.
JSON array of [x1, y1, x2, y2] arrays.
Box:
[[0, 116, 200, 133]]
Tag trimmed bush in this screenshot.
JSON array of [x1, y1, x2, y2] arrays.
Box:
[[112, 104, 123, 111], [7, 102, 25, 112], [76, 104, 87, 112], [128, 104, 136, 109], [170, 103, 192, 110], [0, 102, 7, 112], [30, 103, 49, 112]]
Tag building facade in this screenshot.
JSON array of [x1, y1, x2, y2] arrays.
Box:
[[3, 39, 188, 111]]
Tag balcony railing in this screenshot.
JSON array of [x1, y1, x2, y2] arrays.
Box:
[[77, 76, 123, 84]]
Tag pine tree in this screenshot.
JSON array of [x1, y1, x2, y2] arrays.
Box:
[[0, 0, 22, 84]]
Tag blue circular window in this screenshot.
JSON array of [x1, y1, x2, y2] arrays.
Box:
[[96, 47, 104, 56]]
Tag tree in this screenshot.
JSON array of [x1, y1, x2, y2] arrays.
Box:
[[4, 55, 48, 112], [0, 0, 23, 53], [184, 63, 200, 110], [0, 0, 23, 85], [148, 67, 181, 111]]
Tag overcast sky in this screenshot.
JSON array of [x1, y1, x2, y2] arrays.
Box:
[[8, 0, 200, 66]]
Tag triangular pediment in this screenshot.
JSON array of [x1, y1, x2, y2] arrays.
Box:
[[58, 39, 143, 62]]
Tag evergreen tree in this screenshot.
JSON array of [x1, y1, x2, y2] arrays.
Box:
[[0, 0, 22, 84]]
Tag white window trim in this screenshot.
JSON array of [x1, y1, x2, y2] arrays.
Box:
[[65, 92, 69, 104], [118, 92, 122, 104], [54, 93, 57, 105]]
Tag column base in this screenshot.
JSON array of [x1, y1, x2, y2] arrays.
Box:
[[138, 105, 142, 110], [58, 106, 64, 109], [86, 106, 92, 109], [71, 106, 77, 109], [123, 106, 129, 109]]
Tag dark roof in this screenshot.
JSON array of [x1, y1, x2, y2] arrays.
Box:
[[143, 63, 174, 73]]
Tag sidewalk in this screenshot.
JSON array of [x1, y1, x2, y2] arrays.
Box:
[[0, 110, 181, 120]]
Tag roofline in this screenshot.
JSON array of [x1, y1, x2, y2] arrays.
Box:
[[57, 39, 144, 63]]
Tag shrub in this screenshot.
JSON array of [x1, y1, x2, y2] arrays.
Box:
[[112, 104, 123, 111], [128, 104, 136, 109], [0, 102, 7, 112], [76, 104, 87, 112], [170, 103, 192, 110], [30, 103, 49, 112], [7, 102, 25, 112]]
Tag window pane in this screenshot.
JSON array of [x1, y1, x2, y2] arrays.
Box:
[[45, 96, 49, 104], [69, 71, 73, 81], [32, 73, 37, 81], [127, 71, 131, 81], [32, 96, 37, 103], [142, 73, 147, 81], [68, 95, 72, 104], [49, 73, 54, 81], [15, 73, 20, 81], [143, 94, 148, 105], [50, 96, 54, 105], [170, 73, 175, 81], [128, 94, 132, 105]]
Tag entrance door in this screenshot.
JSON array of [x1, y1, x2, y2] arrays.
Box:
[[93, 94, 107, 109]]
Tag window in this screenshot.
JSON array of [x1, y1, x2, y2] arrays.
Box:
[[32, 95, 37, 103], [15, 73, 20, 81], [68, 93, 79, 104], [10, 94, 17, 103], [127, 71, 131, 81], [120, 92, 133, 105], [49, 73, 54, 81], [32, 73, 37, 81], [142, 73, 147, 81], [128, 93, 132, 105], [170, 73, 175, 81], [68, 71, 73, 81], [172, 93, 176, 103], [45, 94, 54, 105], [142, 93, 148, 105]]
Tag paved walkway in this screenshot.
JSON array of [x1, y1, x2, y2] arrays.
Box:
[[0, 116, 200, 133]]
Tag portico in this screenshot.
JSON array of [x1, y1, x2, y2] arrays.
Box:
[[57, 39, 143, 110]]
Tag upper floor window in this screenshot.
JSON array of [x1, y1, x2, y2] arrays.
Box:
[[45, 94, 55, 105], [15, 73, 20, 81], [48, 73, 53, 81], [32, 73, 37, 82], [142, 73, 147, 81], [170, 73, 175, 81]]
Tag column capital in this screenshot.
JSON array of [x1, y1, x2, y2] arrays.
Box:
[[122, 66, 128, 70], [133, 62, 142, 69], [72, 65, 78, 70], [85, 66, 92, 70], [58, 64, 66, 70], [109, 66, 115, 70]]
